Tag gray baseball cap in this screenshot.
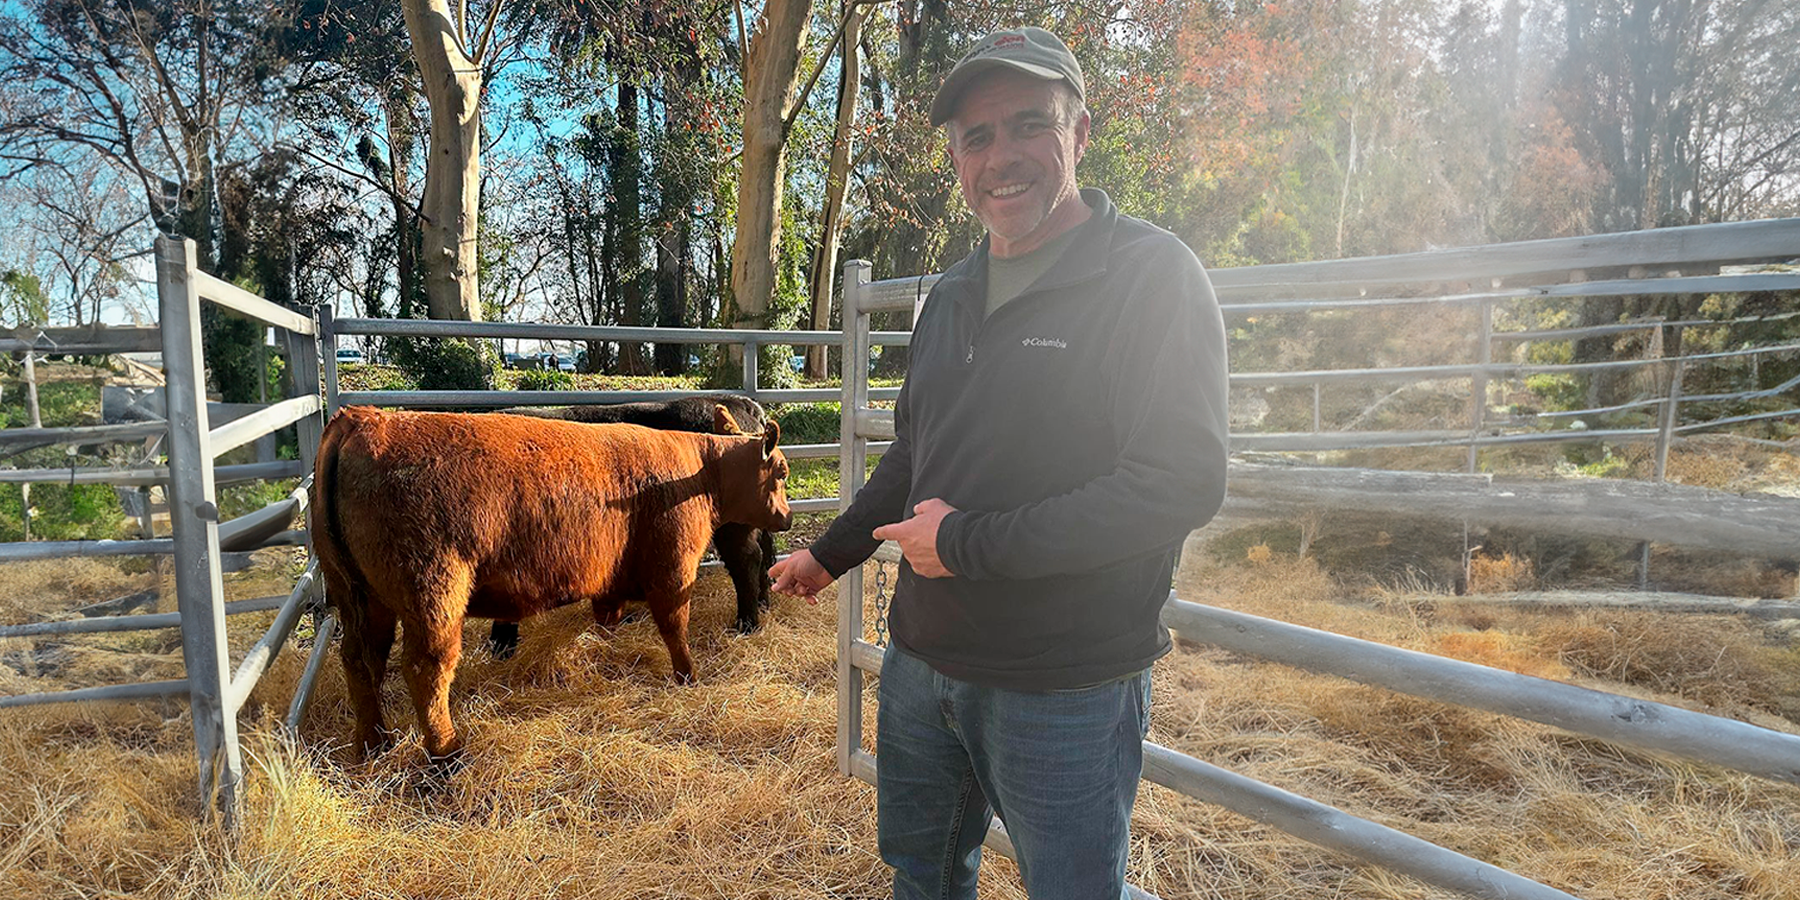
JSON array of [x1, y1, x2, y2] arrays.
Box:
[[929, 27, 1086, 126]]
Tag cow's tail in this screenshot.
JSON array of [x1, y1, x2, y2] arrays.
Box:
[[312, 412, 373, 621]]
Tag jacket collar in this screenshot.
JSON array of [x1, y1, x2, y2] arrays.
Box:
[[943, 188, 1119, 309]]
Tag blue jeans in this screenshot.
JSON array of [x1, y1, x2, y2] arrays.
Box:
[[877, 644, 1151, 900]]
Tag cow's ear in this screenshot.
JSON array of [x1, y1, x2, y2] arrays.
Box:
[[714, 404, 744, 435], [762, 419, 781, 458]]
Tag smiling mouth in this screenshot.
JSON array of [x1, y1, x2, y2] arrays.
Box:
[[987, 182, 1032, 199]]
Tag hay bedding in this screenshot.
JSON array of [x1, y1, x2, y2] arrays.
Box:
[[3, 557, 1800, 899]]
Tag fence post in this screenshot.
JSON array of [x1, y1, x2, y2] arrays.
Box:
[[742, 338, 760, 400], [1639, 360, 1685, 588], [836, 259, 873, 778], [1468, 298, 1492, 473], [21, 350, 39, 540], [156, 235, 242, 825], [317, 302, 340, 417]]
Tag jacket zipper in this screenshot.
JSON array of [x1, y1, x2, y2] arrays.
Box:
[[962, 268, 1108, 367]]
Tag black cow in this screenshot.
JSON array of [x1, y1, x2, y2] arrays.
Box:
[[487, 395, 778, 657]]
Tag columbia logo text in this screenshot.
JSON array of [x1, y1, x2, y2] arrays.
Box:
[[1021, 337, 1068, 349]]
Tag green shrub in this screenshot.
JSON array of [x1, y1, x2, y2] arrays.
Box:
[[1524, 373, 1583, 412], [360, 365, 419, 392], [774, 402, 841, 444], [394, 337, 495, 391], [0, 483, 126, 542], [517, 368, 574, 391], [0, 378, 99, 428], [218, 478, 302, 522]]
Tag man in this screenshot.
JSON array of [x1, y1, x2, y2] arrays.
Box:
[[770, 26, 1229, 900]]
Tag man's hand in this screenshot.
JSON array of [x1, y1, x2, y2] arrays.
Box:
[[769, 549, 836, 604], [872, 499, 958, 578]]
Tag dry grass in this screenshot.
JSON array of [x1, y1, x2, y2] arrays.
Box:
[[1467, 550, 1537, 594], [0, 558, 155, 624], [1, 549, 1798, 898]]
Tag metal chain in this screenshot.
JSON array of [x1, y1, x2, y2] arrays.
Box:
[[871, 561, 891, 647]]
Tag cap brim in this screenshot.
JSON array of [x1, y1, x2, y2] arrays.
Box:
[[929, 59, 1068, 126]]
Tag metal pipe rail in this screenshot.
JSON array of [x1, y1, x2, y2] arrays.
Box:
[[208, 395, 323, 458], [1228, 428, 1661, 453], [0, 537, 176, 562], [192, 271, 316, 335], [1498, 308, 1800, 343], [336, 386, 900, 408], [859, 226, 1800, 312], [226, 562, 319, 714], [333, 315, 913, 347], [0, 679, 190, 710], [1157, 596, 1800, 784], [1216, 273, 1800, 314], [0, 594, 290, 639], [0, 325, 164, 354], [1205, 217, 1800, 298], [1230, 340, 1800, 389], [0, 421, 167, 450], [0, 494, 316, 561], [1535, 272, 1800, 297], [0, 460, 303, 486], [285, 612, 336, 734]]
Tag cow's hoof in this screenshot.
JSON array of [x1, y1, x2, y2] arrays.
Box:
[[423, 748, 468, 781], [353, 728, 395, 762], [734, 615, 762, 634]]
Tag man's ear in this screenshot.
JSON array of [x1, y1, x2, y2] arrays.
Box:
[[714, 404, 744, 435], [762, 419, 781, 459]]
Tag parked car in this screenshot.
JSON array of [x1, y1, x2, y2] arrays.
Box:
[[335, 347, 364, 365], [556, 354, 576, 373]]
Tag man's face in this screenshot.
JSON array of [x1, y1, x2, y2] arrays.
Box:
[[947, 70, 1090, 256]]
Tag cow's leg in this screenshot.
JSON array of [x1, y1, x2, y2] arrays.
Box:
[[399, 568, 472, 760], [338, 595, 398, 758], [487, 620, 520, 659], [715, 523, 764, 632], [647, 589, 695, 683], [592, 595, 627, 630], [756, 528, 775, 611]]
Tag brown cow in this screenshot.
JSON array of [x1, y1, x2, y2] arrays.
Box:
[[311, 405, 792, 759]]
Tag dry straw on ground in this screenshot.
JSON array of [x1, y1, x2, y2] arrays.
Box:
[[2, 548, 1799, 899]]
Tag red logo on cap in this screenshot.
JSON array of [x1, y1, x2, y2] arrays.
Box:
[[994, 34, 1025, 47]]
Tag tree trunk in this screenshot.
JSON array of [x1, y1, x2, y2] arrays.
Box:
[[613, 78, 648, 374], [402, 0, 483, 321], [654, 44, 703, 376], [728, 0, 814, 365], [387, 86, 420, 318], [806, 3, 865, 378]]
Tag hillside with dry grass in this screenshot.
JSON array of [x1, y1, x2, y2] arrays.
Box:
[[4, 525, 1800, 898]]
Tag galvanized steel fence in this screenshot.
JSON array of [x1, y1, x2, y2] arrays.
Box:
[[3, 216, 1795, 876], [833, 217, 1800, 900], [0, 237, 329, 825]]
